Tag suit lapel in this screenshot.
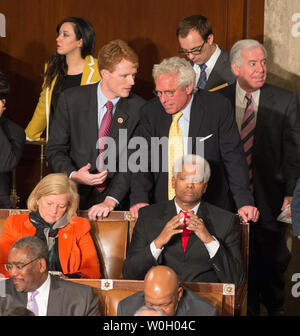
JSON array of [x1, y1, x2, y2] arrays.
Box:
[[188, 93, 207, 153], [46, 276, 63, 316], [108, 97, 129, 140]]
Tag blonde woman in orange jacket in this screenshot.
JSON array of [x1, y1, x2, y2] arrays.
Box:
[[0, 173, 100, 279], [25, 17, 100, 141]]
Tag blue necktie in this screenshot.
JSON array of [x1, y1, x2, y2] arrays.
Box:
[[197, 64, 207, 89]]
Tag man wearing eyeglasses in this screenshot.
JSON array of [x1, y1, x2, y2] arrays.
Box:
[[176, 14, 235, 91], [0, 236, 100, 316], [130, 56, 259, 225]]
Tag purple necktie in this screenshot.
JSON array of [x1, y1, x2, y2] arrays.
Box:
[[27, 290, 39, 316], [241, 93, 255, 191], [96, 101, 113, 192]]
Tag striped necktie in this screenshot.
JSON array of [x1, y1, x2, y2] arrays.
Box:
[[168, 112, 183, 200], [96, 100, 113, 192], [241, 93, 255, 191], [197, 64, 207, 89]]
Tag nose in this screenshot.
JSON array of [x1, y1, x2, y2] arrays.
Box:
[[127, 75, 135, 86]]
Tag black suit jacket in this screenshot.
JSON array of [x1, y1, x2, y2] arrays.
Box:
[[117, 287, 218, 316], [218, 82, 300, 221], [123, 200, 243, 287], [0, 275, 100, 316], [205, 47, 236, 90], [0, 116, 25, 208], [45, 83, 145, 209], [130, 90, 253, 211]]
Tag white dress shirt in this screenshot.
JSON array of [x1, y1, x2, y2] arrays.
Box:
[[193, 45, 221, 87], [150, 199, 220, 259], [27, 274, 51, 316]]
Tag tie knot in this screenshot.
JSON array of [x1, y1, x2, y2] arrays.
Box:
[[30, 290, 39, 299], [172, 112, 183, 122], [105, 101, 113, 111], [245, 93, 252, 101], [180, 210, 194, 218], [200, 64, 207, 71]]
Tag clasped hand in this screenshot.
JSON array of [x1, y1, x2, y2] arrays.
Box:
[[154, 212, 213, 249]]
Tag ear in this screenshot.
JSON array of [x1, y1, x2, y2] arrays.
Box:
[[231, 62, 240, 77], [207, 33, 214, 45], [101, 69, 111, 80], [38, 258, 48, 273], [172, 176, 176, 189], [185, 82, 194, 95], [202, 183, 208, 194], [78, 38, 83, 48], [177, 286, 183, 302]]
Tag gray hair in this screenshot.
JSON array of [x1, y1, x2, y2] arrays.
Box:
[[152, 56, 196, 89], [11, 236, 49, 269], [172, 154, 211, 183], [134, 305, 168, 316], [230, 39, 267, 67]]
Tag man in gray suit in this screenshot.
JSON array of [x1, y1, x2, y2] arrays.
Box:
[[118, 266, 218, 316], [0, 236, 100, 316], [177, 14, 235, 91]]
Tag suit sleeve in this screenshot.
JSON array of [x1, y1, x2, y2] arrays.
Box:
[[122, 210, 158, 279], [0, 117, 25, 173], [130, 106, 155, 205], [292, 178, 300, 236], [218, 97, 254, 208], [45, 92, 77, 176], [282, 92, 300, 196], [84, 286, 101, 316], [210, 214, 244, 287]]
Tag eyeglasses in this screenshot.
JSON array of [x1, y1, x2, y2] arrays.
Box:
[[179, 40, 206, 56], [153, 89, 177, 98], [4, 257, 40, 272]]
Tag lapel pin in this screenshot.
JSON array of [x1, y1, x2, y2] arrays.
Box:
[[117, 117, 124, 124], [63, 233, 68, 239]]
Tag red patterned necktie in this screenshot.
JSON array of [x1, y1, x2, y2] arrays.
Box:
[[241, 93, 255, 192], [180, 210, 194, 252], [96, 100, 113, 192]]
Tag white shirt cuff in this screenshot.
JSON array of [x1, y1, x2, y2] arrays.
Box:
[[150, 241, 164, 260], [205, 236, 220, 258]]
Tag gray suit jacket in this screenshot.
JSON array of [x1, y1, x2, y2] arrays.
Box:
[[0, 275, 100, 316], [117, 287, 218, 316]]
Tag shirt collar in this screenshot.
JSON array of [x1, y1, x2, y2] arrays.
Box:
[[179, 94, 194, 121], [236, 80, 260, 106], [205, 44, 221, 71], [27, 273, 51, 298], [174, 198, 200, 214], [97, 81, 120, 108]]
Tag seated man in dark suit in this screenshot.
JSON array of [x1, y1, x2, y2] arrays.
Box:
[[123, 155, 243, 287], [177, 14, 235, 91], [0, 236, 100, 316], [0, 72, 25, 208], [118, 265, 218, 316]]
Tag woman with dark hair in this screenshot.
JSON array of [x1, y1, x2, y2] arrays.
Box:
[[25, 17, 101, 141]]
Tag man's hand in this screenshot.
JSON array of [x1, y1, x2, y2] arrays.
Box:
[[154, 213, 184, 249], [71, 163, 108, 186], [130, 203, 149, 219], [238, 205, 260, 222], [186, 212, 214, 243], [88, 197, 117, 220], [281, 196, 292, 217], [0, 99, 6, 117]]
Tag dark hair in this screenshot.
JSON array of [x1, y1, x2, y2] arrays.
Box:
[[0, 72, 10, 100], [11, 236, 49, 270], [176, 14, 213, 41], [44, 17, 95, 88]]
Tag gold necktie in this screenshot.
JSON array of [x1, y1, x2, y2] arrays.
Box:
[[168, 112, 183, 199]]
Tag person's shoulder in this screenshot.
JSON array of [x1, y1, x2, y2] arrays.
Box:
[[51, 275, 93, 294], [0, 116, 25, 135], [182, 287, 218, 315], [204, 201, 235, 219], [68, 216, 91, 232], [62, 82, 99, 98], [139, 201, 171, 217], [262, 82, 298, 98], [6, 213, 29, 224]]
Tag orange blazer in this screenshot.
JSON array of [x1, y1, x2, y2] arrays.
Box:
[[0, 214, 100, 279]]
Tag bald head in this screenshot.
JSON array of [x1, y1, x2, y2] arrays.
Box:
[[143, 266, 182, 316]]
